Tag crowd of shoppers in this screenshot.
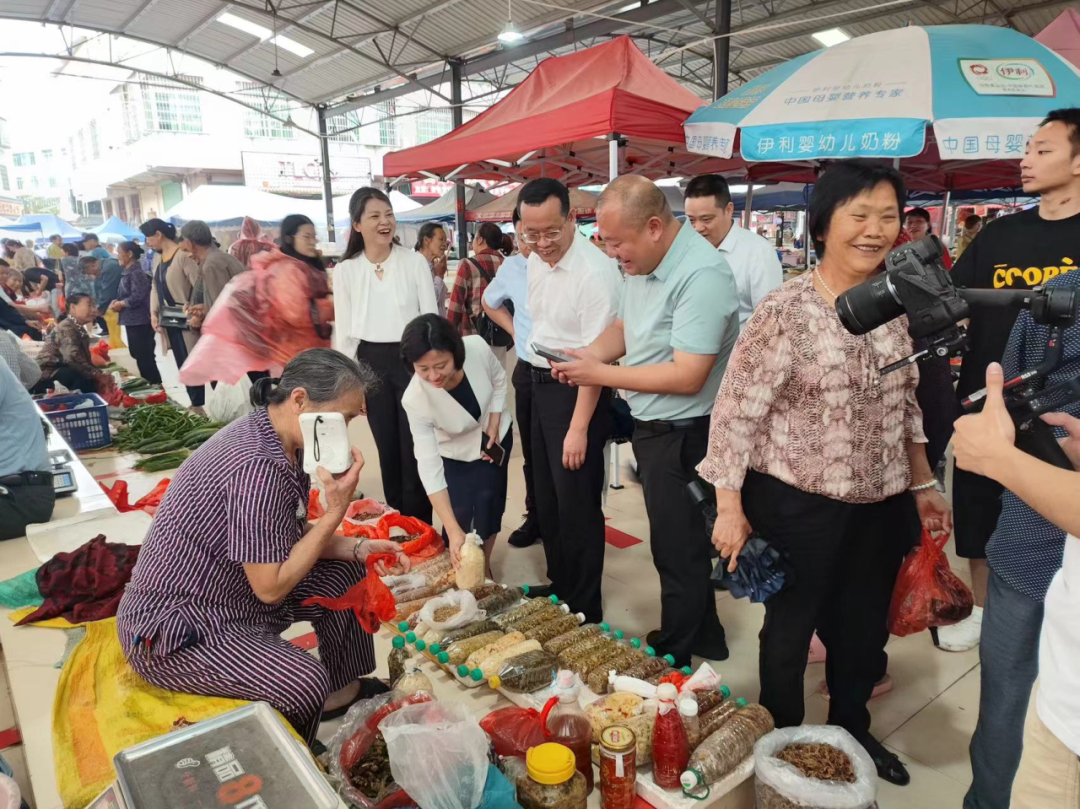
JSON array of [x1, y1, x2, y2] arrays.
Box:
[[3, 105, 1079, 806]]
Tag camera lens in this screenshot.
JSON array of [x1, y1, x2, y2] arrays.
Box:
[[835, 273, 905, 335]]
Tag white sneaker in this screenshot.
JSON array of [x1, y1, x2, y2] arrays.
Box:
[[933, 605, 983, 652]]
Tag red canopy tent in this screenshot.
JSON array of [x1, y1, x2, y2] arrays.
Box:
[[1036, 7, 1080, 71], [382, 36, 742, 187]]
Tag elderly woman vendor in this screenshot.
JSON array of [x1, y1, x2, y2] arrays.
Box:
[[117, 349, 408, 746]]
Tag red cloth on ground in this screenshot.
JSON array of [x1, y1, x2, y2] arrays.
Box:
[[16, 535, 140, 626]]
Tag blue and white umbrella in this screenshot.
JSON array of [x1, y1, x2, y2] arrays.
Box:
[[684, 25, 1080, 168]]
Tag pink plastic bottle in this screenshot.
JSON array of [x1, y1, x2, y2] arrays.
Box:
[[652, 682, 690, 789], [540, 670, 595, 794]]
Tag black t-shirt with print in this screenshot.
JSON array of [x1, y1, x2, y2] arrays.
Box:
[[952, 208, 1080, 399]]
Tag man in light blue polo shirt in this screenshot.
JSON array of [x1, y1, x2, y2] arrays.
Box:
[[0, 357, 55, 540], [482, 207, 541, 549], [551, 175, 739, 666]]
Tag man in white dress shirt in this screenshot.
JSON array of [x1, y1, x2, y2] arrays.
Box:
[[684, 175, 783, 328], [519, 178, 621, 622]]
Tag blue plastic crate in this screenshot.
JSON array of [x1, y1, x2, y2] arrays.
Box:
[[40, 392, 111, 451]]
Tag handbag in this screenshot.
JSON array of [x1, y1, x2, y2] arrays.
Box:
[[467, 258, 515, 349], [159, 304, 189, 330]]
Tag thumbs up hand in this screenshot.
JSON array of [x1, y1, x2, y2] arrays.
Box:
[[953, 363, 1017, 476]]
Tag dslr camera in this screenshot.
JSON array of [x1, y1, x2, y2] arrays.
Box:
[[835, 235, 1079, 468]]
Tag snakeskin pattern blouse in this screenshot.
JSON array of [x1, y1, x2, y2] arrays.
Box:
[[697, 272, 926, 505]]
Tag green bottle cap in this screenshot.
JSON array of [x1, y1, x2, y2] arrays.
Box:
[[548, 595, 559, 604], [630, 638, 642, 649], [470, 668, 484, 681], [720, 685, 731, 699], [613, 630, 624, 640], [663, 654, 676, 665], [735, 697, 748, 707], [415, 639, 427, 652], [437, 652, 450, 665], [429, 643, 441, 654], [521, 584, 530, 595], [405, 632, 417, 644], [600, 623, 611, 632], [392, 636, 405, 649], [681, 666, 692, 675], [645, 647, 656, 657], [457, 664, 470, 677], [397, 622, 409, 632]]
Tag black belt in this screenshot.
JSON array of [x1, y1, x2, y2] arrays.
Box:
[[529, 364, 562, 384], [633, 415, 711, 434], [0, 471, 53, 487]]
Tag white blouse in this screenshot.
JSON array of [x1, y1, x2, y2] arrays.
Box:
[[332, 245, 438, 356], [402, 335, 514, 495]]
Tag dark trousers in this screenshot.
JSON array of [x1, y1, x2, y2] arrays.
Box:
[[531, 376, 610, 623], [742, 470, 917, 740], [165, 327, 204, 407], [964, 570, 1043, 809], [357, 341, 431, 523], [125, 324, 161, 384], [632, 419, 725, 665], [31, 366, 96, 395], [0, 482, 57, 541], [512, 359, 537, 517]]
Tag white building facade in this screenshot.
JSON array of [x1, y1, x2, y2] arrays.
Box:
[[58, 34, 475, 228]]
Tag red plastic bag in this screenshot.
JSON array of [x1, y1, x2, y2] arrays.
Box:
[[301, 573, 397, 633], [307, 489, 324, 521], [377, 514, 441, 560], [888, 531, 974, 637], [479, 706, 547, 757], [100, 479, 170, 515]]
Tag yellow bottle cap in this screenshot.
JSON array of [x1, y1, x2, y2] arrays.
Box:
[[600, 725, 636, 753], [526, 743, 577, 785], [489, 675, 502, 689]]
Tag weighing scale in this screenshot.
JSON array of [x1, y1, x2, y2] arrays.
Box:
[[50, 449, 78, 496]]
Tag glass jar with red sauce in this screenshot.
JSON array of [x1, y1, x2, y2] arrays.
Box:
[[599, 725, 637, 809]]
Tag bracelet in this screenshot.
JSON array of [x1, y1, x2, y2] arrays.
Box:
[[909, 479, 938, 492], [352, 538, 369, 563]]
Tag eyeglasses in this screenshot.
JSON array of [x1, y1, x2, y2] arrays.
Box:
[[520, 229, 565, 244]]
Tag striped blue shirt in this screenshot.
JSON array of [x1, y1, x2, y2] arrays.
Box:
[[988, 270, 1080, 601]]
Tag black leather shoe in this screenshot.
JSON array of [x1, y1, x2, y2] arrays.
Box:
[[525, 584, 555, 599], [508, 514, 541, 548], [646, 631, 730, 666], [861, 736, 910, 786]]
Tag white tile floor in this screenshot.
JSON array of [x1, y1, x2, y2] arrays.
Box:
[[0, 344, 985, 808]]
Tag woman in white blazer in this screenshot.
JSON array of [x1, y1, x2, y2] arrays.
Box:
[[401, 314, 514, 574], [333, 188, 438, 524]]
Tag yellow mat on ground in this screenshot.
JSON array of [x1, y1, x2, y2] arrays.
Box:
[[50, 617, 302, 808]]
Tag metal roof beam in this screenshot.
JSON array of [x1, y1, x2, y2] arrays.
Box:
[[0, 49, 320, 136], [226, 0, 451, 101], [175, 3, 233, 48], [674, 0, 716, 31], [219, 0, 335, 64], [463, 0, 690, 76], [46, 0, 78, 22], [120, 0, 169, 30], [1, 15, 311, 106]]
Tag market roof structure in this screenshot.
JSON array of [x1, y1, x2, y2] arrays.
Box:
[[2, 0, 1073, 125]]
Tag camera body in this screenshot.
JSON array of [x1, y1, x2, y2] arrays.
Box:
[[836, 236, 972, 372], [835, 235, 1079, 468]]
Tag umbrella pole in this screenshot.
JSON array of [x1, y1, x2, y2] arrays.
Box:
[[742, 184, 754, 229], [608, 133, 625, 491], [942, 189, 953, 243]]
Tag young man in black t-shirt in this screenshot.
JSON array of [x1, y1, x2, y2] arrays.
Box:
[[954, 108, 1080, 809], [942, 114, 1080, 659]]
